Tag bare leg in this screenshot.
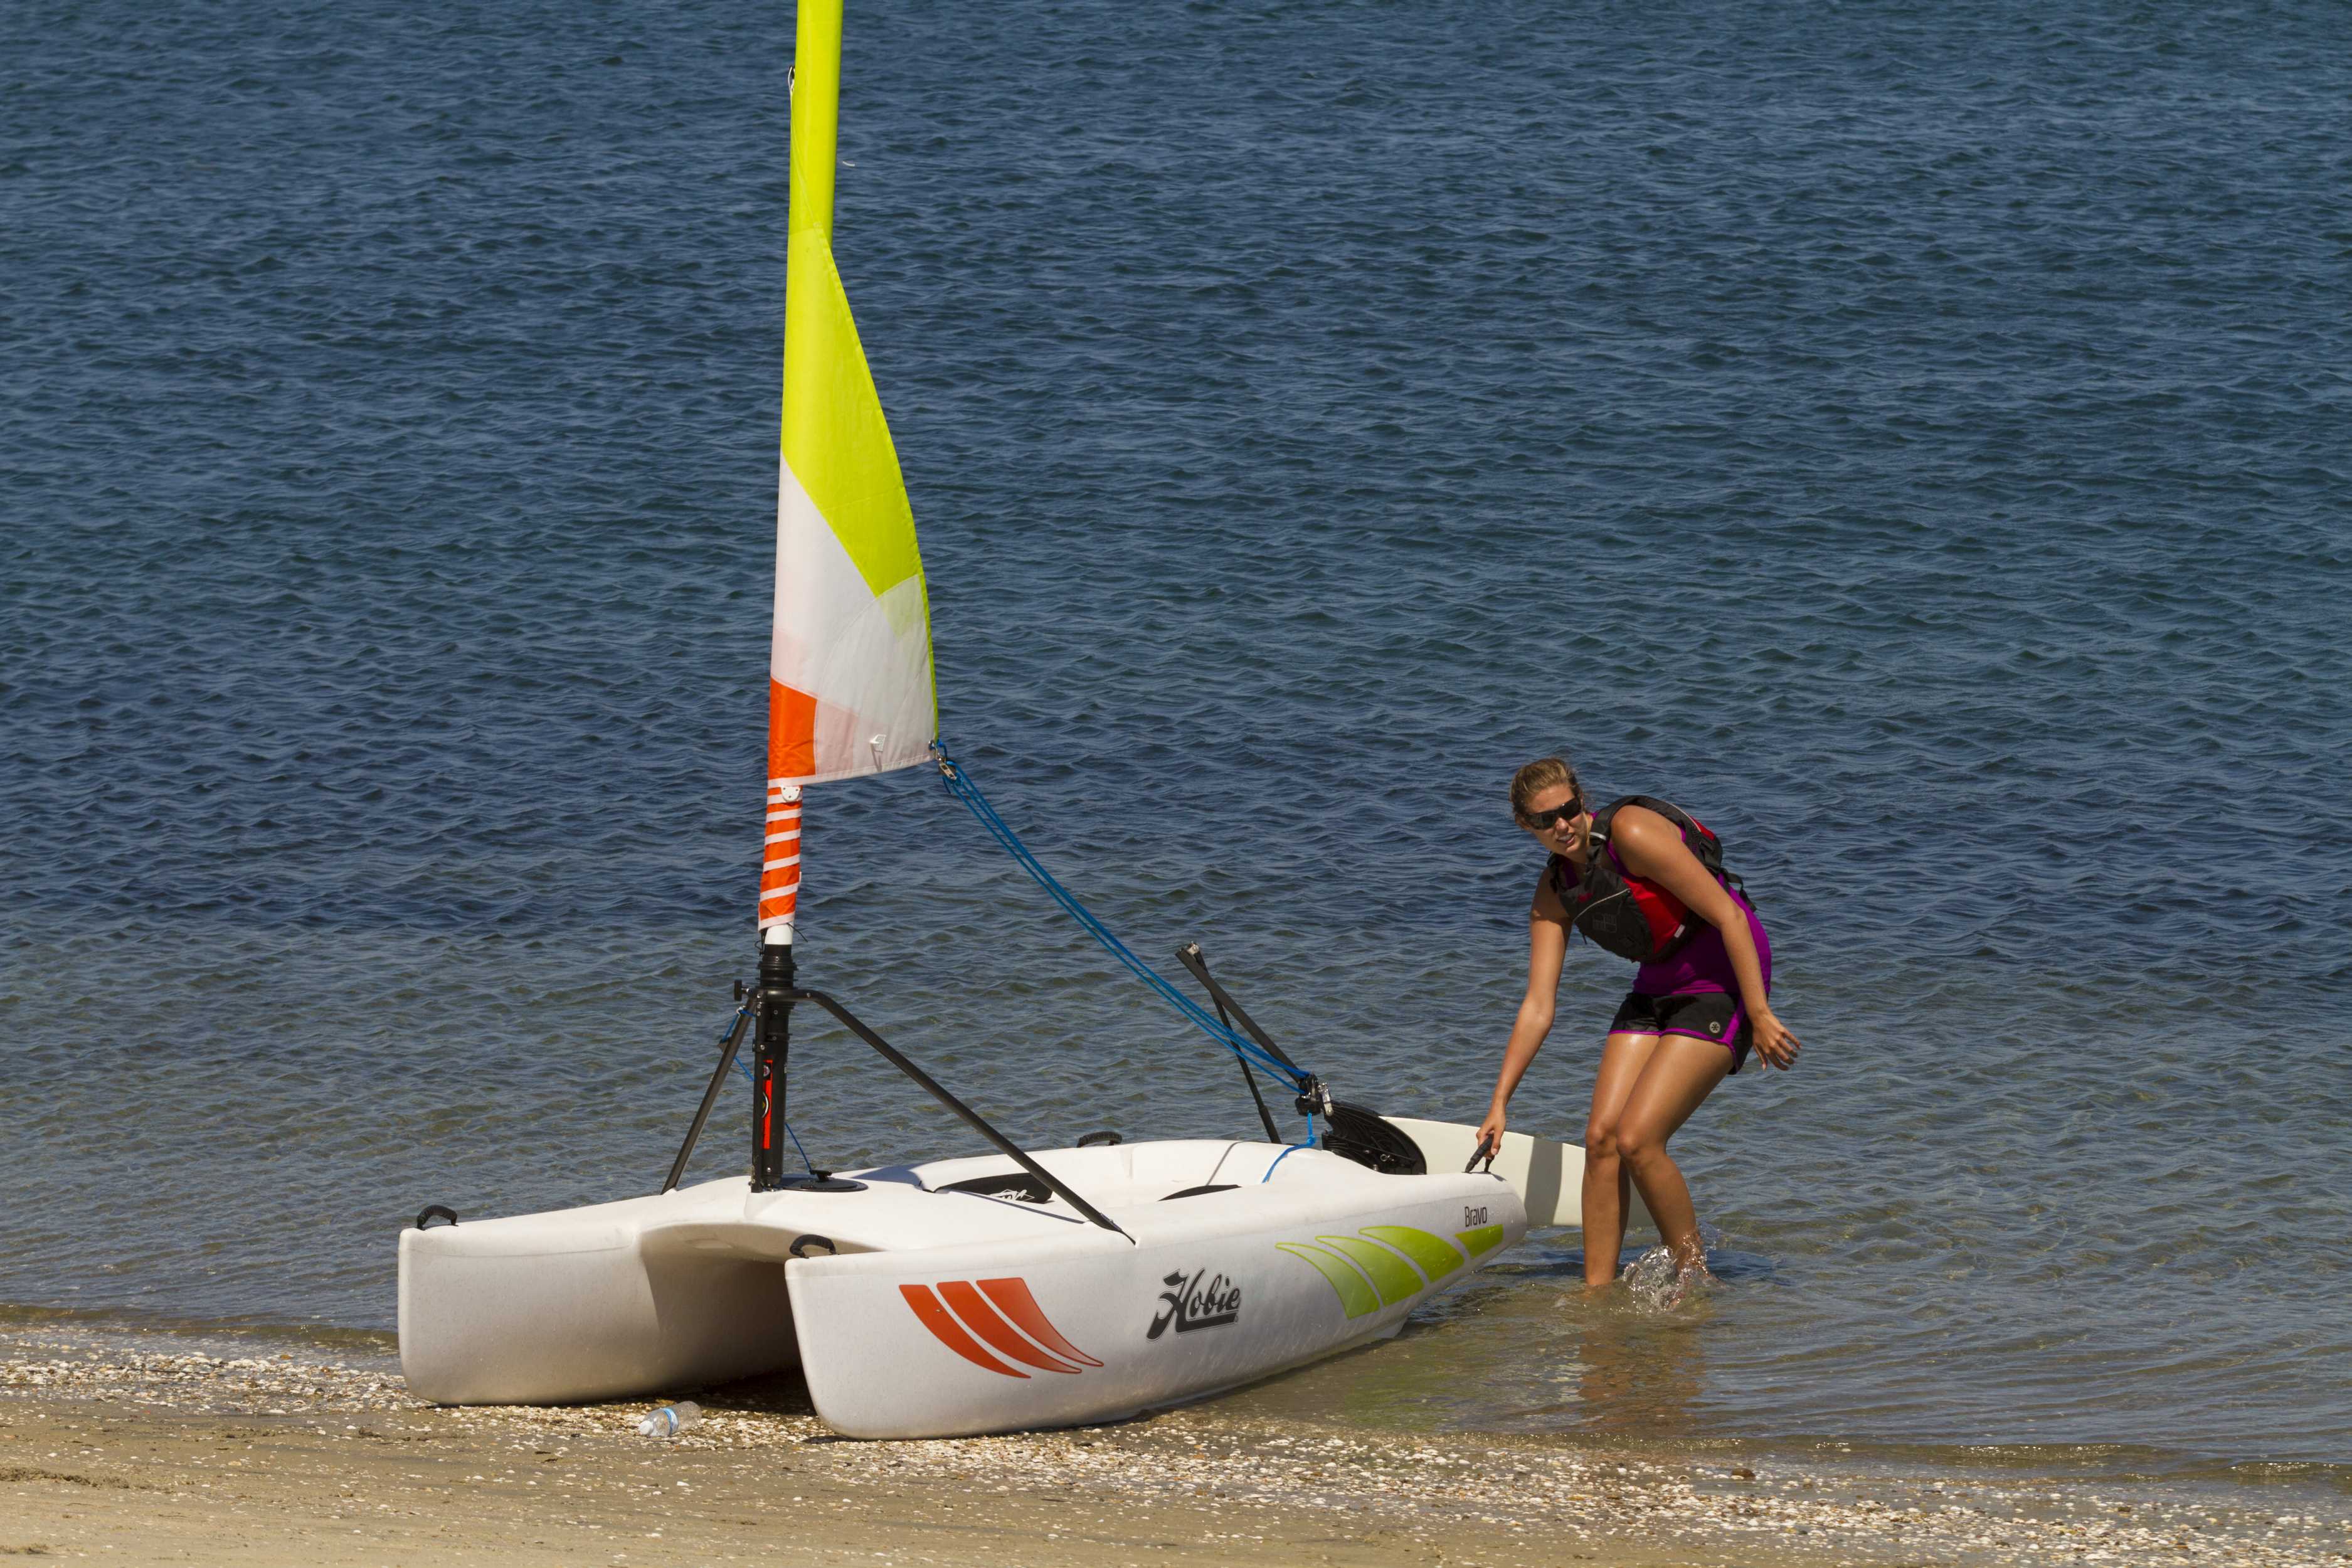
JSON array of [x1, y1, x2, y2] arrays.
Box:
[[1581, 1031, 1661, 1289], [1613, 1036, 1735, 1275]]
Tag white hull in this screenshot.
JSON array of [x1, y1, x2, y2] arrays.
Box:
[[400, 1137, 1525, 1438]]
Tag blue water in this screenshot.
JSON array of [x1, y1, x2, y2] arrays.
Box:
[[5, 0, 2349, 1475]]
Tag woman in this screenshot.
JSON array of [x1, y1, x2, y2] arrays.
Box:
[[1476, 757, 1798, 1290]]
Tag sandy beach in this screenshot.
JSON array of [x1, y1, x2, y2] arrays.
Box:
[[4, 1330, 2344, 1567]]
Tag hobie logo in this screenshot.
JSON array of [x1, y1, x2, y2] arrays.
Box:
[[1147, 1268, 1242, 1339], [899, 1278, 1102, 1380]]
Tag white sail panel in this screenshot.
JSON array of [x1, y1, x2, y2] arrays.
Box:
[[767, 456, 936, 786]]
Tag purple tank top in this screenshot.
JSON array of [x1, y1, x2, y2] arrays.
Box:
[[1599, 841, 1773, 998]]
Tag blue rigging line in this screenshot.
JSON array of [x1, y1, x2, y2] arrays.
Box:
[[780, 1118, 817, 1177], [1261, 1136, 1314, 1182], [933, 749, 1315, 1101]]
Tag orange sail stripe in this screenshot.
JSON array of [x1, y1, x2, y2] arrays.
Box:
[[977, 1278, 1101, 1367], [936, 1282, 1082, 1374], [766, 680, 818, 783], [898, 1285, 1025, 1378]]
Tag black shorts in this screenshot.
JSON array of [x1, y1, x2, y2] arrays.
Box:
[[1608, 990, 1751, 1075]]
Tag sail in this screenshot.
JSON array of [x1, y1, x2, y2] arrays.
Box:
[[762, 0, 936, 935]]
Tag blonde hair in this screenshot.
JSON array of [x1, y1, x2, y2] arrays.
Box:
[[1509, 756, 1582, 821]]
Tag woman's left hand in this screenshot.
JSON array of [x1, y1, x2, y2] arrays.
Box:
[[1749, 1008, 1800, 1070]]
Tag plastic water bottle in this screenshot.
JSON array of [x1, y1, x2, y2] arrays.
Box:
[[635, 1401, 702, 1439]]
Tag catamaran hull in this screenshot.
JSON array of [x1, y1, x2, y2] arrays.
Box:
[[789, 1174, 1512, 1439], [400, 1139, 1525, 1435], [398, 1213, 802, 1406]]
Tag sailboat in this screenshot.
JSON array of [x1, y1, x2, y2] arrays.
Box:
[[396, 0, 1569, 1441]]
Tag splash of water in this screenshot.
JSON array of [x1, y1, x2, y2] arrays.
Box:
[[1618, 1229, 1727, 1314]]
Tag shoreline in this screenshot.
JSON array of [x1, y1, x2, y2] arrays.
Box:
[[6, 1326, 2348, 1566]]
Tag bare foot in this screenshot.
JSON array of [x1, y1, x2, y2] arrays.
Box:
[[1663, 1259, 1714, 1308]]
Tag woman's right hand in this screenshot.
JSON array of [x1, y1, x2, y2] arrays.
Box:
[[1474, 1104, 1508, 1162], [1749, 1008, 1801, 1070]]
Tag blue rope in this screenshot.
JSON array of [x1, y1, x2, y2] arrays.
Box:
[[721, 1005, 755, 1085], [933, 750, 1315, 1099], [781, 1118, 817, 1177], [1261, 1138, 1314, 1182]]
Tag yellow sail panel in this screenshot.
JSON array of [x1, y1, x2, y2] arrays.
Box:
[[781, 234, 928, 602]]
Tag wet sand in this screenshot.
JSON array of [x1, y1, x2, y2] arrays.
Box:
[[4, 1332, 2344, 1566]]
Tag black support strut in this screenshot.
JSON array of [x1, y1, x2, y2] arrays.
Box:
[[663, 950, 1127, 1237], [1173, 941, 1308, 1079], [1182, 949, 1281, 1144], [662, 1002, 755, 1194], [781, 987, 1128, 1239]]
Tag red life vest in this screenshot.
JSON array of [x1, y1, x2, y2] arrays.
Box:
[[1545, 795, 1739, 964]]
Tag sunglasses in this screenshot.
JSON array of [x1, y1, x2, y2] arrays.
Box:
[[1519, 799, 1582, 831]]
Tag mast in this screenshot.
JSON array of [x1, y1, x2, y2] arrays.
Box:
[[753, 780, 800, 1191], [753, 0, 938, 1190]]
